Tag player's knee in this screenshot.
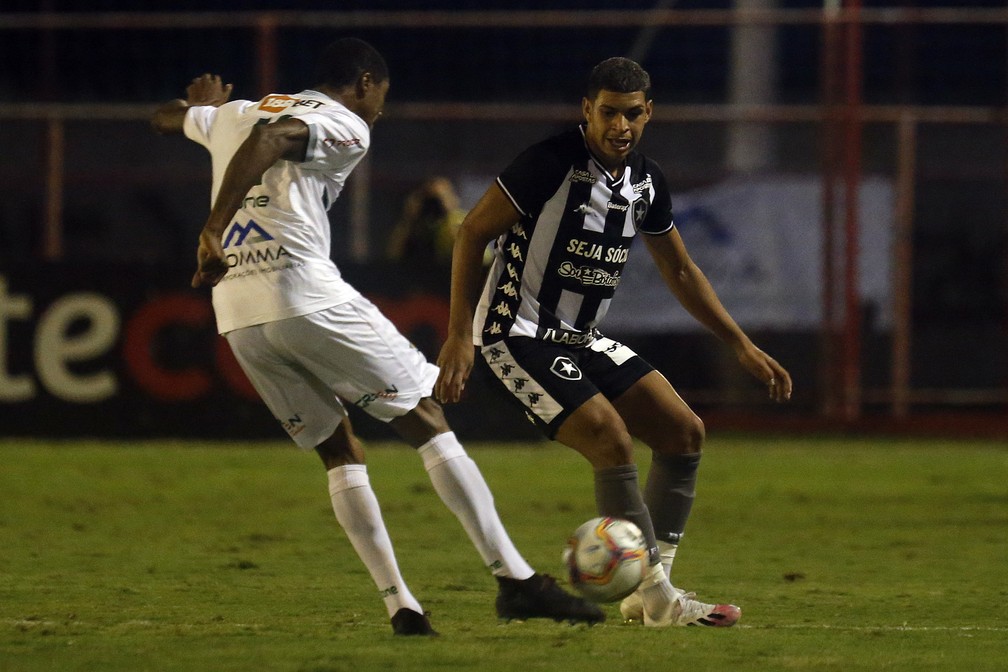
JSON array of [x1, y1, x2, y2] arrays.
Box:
[[603, 429, 635, 464], [592, 430, 635, 468], [654, 413, 705, 456], [315, 426, 363, 469], [592, 415, 633, 458], [390, 397, 452, 447], [562, 408, 634, 467], [683, 414, 705, 454]]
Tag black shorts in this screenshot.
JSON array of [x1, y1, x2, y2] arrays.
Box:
[[479, 334, 655, 438]]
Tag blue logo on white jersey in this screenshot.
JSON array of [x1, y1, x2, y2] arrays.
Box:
[[223, 220, 274, 248]]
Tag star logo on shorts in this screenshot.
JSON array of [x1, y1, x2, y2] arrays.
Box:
[[550, 356, 582, 381]]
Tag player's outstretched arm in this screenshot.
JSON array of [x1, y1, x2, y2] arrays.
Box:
[[151, 73, 233, 135], [644, 229, 793, 402]]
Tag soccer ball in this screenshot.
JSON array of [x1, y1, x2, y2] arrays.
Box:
[[563, 517, 648, 603]]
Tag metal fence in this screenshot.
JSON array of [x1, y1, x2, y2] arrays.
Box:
[[1, 7, 1006, 434]]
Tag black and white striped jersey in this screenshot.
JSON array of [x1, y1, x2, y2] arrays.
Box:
[[474, 125, 675, 347]]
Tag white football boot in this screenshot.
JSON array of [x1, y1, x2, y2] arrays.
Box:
[[619, 590, 645, 622], [621, 586, 741, 627]]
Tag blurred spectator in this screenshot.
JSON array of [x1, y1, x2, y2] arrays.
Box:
[[386, 177, 467, 276]]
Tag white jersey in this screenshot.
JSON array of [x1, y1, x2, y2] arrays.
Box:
[[183, 90, 368, 333]]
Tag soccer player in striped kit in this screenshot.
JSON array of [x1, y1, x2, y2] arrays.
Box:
[[436, 56, 793, 627]]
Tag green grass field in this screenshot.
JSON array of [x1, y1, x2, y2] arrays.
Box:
[[1, 434, 1006, 671]]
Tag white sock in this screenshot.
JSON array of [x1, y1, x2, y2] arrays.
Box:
[[657, 540, 678, 580], [639, 563, 680, 616], [418, 432, 534, 580], [327, 464, 423, 617]]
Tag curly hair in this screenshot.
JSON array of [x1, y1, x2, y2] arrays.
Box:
[[586, 57, 651, 99], [313, 38, 389, 89]]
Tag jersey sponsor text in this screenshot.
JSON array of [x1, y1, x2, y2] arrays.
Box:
[[557, 261, 621, 288], [565, 238, 629, 263], [258, 95, 326, 113], [631, 176, 654, 193], [543, 328, 595, 346]]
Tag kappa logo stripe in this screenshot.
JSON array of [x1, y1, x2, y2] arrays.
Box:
[[482, 343, 564, 423]]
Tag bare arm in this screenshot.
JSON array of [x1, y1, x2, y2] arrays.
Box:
[[644, 229, 793, 402], [150, 73, 233, 135], [434, 184, 520, 403], [191, 117, 310, 288]]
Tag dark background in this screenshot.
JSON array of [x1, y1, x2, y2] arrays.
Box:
[[1, 1, 1005, 439]]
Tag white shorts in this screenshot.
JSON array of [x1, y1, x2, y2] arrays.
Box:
[[224, 296, 439, 449]]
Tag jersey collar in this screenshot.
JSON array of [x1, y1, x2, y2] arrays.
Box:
[[300, 88, 334, 102], [579, 124, 628, 186]]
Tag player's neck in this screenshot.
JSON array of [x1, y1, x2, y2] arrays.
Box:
[[584, 137, 627, 179]]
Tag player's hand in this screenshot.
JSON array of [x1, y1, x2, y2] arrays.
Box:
[[735, 343, 792, 403], [435, 335, 475, 404], [191, 228, 229, 288], [185, 73, 233, 108]]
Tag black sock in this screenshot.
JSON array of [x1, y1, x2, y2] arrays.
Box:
[[594, 464, 660, 566], [644, 452, 701, 545]]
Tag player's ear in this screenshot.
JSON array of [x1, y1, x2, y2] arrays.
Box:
[[356, 72, 373, 99], [581, 97, 592, 122]]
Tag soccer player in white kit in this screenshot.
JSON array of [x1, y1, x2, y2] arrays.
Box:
[[151, 38, 603, 635]]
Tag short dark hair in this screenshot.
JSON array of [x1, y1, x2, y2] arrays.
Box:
[[313, 38, 389, 89], [587, 57, 651, 99]]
